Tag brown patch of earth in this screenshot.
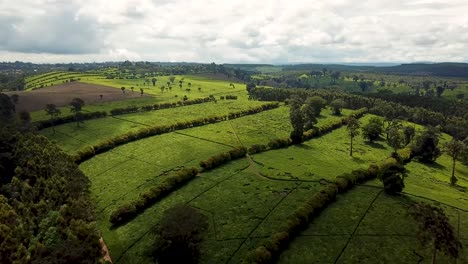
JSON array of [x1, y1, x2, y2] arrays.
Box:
[[4, 82, 151, 112]]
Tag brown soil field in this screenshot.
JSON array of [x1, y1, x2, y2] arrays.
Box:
[[4, 82, 151, 112]]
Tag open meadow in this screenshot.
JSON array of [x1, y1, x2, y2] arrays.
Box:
[[25, 73, 468, 264]]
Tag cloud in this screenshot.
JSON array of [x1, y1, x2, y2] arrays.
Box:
[[0, 0, 467, 63]]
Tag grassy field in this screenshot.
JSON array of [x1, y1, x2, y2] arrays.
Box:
[[34, 75, 467, 264], [40, 99, 265, 154], [58, 104, 467, 263]]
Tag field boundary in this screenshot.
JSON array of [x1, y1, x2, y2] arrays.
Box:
[[333, 190, 383, 264]]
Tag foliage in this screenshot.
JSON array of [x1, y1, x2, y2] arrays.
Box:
[[443, 139, 466, 185], [0, 93, 15, 121], [362, 117, 383, 142], [109, 167, 199, 226], [152, 204, 208, 264], [409, 203, 462, 262], [0, 124, 101, 263], [411, 127, 441, 163], [70, 97, 85, 127], [289, 96, 304, 144], [199, 147, 247, 170], [378, 162, 406, 195], [330, 99, 345, 115], [387, 127, 405, 153], [346, 117, 361, 156]]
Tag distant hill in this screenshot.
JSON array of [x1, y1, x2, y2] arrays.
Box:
[[227, 62, 468, 78]]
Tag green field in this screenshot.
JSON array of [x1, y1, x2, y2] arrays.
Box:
[[33, 74, 468, 263]]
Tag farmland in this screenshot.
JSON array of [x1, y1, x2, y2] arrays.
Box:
[[6, 68, 468, 264]]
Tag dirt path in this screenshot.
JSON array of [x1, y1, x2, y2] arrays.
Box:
[[99, 237, 113, 263]]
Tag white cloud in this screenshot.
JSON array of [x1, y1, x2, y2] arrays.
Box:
[[0, 0, 467, 63]]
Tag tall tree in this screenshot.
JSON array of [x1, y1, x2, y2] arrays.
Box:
[[387, 127, 405, 154], [45, 104, 61, 134], [346, 117, 361, 156], [402, 125, 416, 145], [152, 78, 157, 86], [69, 98, 85, 127], [409, 203, 462, 264], [289, 96, 304, 144], [443, 139, 465, 186]]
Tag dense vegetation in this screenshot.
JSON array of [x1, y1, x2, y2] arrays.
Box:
[[0, 94, 101, 263]]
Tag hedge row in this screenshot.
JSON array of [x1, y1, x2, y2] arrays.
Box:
[[73, 102, 280, 163], [199, 147, 247, 170], [35, 111, 107, 130], [109, 167, 199, 227], [243, 148, 413, 263], [225, 95, 238, 100], [109, 97, 212, 116]]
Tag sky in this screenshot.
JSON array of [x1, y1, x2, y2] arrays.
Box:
[[0, 0, 467, 64]]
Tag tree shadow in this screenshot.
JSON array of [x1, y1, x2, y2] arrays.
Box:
[[424, 161, 446, 170], [351, 156, 367, 164], [364, 141, 386, 149], [295, 144, 312, 150]]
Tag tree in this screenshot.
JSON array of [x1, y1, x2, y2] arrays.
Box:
[[0, 93, 15, 121], [131, 87, 134, 92], [69, 98, 84, 127], [169, 76, 176, 83], [289, 96, 304, 144], [305, 96, 327, 116], [330, 71, 340, 84], [387, 127, 405, 153], [246, 82, 256, 93], [378, 162, 406, 194], [346, 117, 360, 156], [152, 204, 208, 264], [409, 203, 462, 264], [140, 88, 144, 96], [443, 139, 465, 186], [45, 104, 61, 134], [121, 87, 126, 94], [402, 126, 416, 145], [301, 99, 317, 131], [362, 117, 384, 142], [160, 86, 165, 93], [412, 127, 441, 163], [10, 94, 19, 104], [152, 78, 157, 86], [99, 94, 103, 100], [330, 99, 345, 115]]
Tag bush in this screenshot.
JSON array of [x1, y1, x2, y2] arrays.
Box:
[[267, 138, 291, 149], [35, 111, 107, 130], [109, 167, 198, 226], [199, 147, 246, 170], [248, 144, 267, 154]]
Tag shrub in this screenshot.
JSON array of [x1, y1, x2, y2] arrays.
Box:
[[248, 144, 267, 154], [109, 167, 198, 226]]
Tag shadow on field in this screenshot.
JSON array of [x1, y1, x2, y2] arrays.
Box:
[[295, 144, 312, 150], [364, 141, 386, 149], [424, 161, 446, 170]]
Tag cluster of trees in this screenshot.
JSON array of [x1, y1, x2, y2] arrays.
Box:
[[0, 93, 101, 263], [0, 73, 25, 91], [110, 167, 199, 226], [224, 95, 238, 100], [74, 103, 280, 163], [248, 87, 468, 140], [288, 95, 327, 144]]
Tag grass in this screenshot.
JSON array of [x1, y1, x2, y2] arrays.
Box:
[[279, 187, 468, 264], [253, 114, 393, 181], [64, 97, 467, 263], [41, 100, 264, 154]]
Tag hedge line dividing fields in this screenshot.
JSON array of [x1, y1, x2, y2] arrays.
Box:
[[107, 108, 368, 228]]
